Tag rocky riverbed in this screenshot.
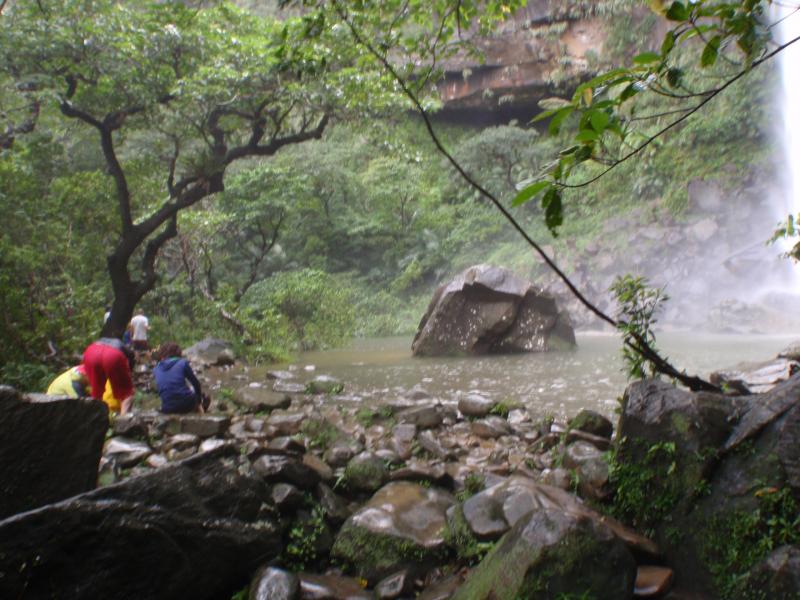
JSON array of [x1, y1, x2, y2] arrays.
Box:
[[1, 342, 799, 599]]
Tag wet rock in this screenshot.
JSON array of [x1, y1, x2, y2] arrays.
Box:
[[455, 476, 657, 557], [268, 436, 306, 455], [390, 462, 452, 488], [741, 545, 800, 599], [271, 483, 304, 512], [538, 468, 572, 490], [617, 376, 800, 595], [298, 573, 372, 600], [236, 387, 292, 412], [331, 481, 456, 583], [306, 375, 344, 395], [407, 385, 431, 400], [389, 423, 417, 460], [411, 264, 575, 356], [185, 338, 235, 366], [104, 437, 152, 469], [471, 416, 512, 439], [375, 569, 414, 599], [562, 440, 610, 500], [252, 455, 321, 490], [418, 574, 466, 600], [0, 393, 108, 519], [778, 342, 800, 362], [324, 442, 358, 468], [635, 566, 674, 597], [112, 414, 149, 439], [266, 370, 295, 381], [564, 428, 612, 451], [398, 405, 443, 429], [345, 452, 388, 493], [165, 415, 230, 438], [451, 509, 636, 600], [199, 438, 228, 453], [0, 447, 280, 599], [303, 453, 334, 482], [162, 433, 199, 453], [568, 409, 614, 439], [268, 412, 307, 436], [146, 453, 168, 468], [249, 566, 299, 600], [273, 381, 307, 394], [458, 393, 496, 418], [417, 430, 453, 460], [710, 358, 799, 394], [317, 482, 351, 526]]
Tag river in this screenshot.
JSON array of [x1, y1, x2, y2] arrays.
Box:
[[249, 332, 798, 421]]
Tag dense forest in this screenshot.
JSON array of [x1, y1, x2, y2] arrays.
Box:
[[0, 0, 775, 389]]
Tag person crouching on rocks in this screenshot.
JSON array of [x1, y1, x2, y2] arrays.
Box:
[[153, 342, 209, 414], [83, 337, 135, 415], [46, 364, 90, 398]]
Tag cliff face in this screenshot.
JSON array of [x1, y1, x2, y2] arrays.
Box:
[[435, 1, 655, 121]]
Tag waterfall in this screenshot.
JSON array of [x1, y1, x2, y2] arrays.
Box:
[[772, 3, 800, 259]]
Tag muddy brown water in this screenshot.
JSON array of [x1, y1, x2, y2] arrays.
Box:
[[209, 332, 798, 421]]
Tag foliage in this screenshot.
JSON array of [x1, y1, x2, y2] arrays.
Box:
[[606, 439, 682, 537], [456, 472, 486, 502], [610, 275, 669, 380], [702, 486, 800, 598], [284, 503, 329, 571], [242, 269, 355, 352], [770, 213, 800, 262], [513, 0, 781, 235]]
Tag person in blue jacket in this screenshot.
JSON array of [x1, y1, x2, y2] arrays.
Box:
[[153, 342, 209, 414]]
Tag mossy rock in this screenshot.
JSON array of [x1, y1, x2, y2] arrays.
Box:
[[450, 508, 636, 600], [330, 482, 455, 583]]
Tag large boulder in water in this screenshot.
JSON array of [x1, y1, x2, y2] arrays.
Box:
[[184, 338, 235, 366], [0, 387, 108, 519], [0, 446, 281, 600], [411, 265, 575, 356]]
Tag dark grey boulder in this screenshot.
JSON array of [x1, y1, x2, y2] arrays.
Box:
[[741, 545, 800, 600], [235, 387, 292, 413], [252, 454, 321, 490], [0, 391, 108, 519], [345, 451, 389, 493], [412, 264, 575, 356], [451, 508, 636, 600], [616, 376, 800, 596], [0, 447, 280, 600], [568, 408, 614, 439], [184, 338, 235, 366]]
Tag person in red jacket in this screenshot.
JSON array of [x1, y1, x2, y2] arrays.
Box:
[[82, 338, 135, 414]]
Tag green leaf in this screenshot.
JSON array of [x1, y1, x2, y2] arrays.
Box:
[[701, 35, 721, 67], [633, 51, 660, 65], [511, 181, 550, 207], [541, 188, 563, 234], [575, 129, 599, 143], [619, 83, 639, 102], [666, 67, 683, 87], [548, 106, 574, 136], [572, 68, 629, 102], [661, 31, 675, 56], [590, 110, 609, 133], [665, 2, 689, 21]]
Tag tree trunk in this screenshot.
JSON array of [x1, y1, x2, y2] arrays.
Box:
[[100, 253, 140, 339]]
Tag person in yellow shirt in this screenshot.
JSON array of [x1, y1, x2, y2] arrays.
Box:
[[46, 365, 90, 398], [102, 380, 123, 413]]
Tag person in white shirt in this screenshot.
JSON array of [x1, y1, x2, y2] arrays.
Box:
[[129, 313, 150, 351]]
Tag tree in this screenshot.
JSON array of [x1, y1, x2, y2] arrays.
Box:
[[0, 1, 342, 338]]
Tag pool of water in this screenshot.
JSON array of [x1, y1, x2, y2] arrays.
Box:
[[246, 332, 797, 420]]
